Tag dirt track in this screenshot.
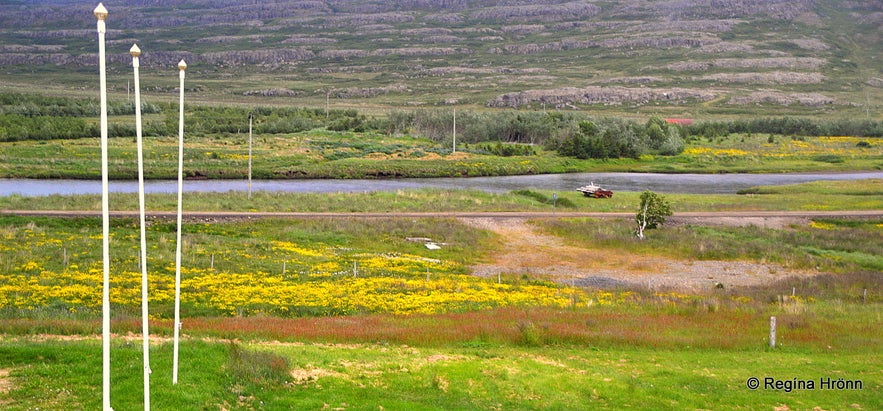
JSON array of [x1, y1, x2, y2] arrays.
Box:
[[463, 217, 813, 292]]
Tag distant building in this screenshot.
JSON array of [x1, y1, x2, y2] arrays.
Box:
[[664, 118, 692, 126]]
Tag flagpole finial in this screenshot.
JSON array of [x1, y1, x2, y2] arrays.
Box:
[[130, 44, 141, 57], [94, 3, 108, 20], [178, 59, 187, 71]]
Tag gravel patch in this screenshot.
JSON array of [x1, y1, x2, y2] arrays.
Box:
[[462, 217, 817, 292]]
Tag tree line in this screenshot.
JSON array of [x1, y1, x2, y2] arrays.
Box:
[[684, 117, 883, 138], [385, 110, 685, 158], [2, 91, 880, 159], [0, 92, 161, 118]]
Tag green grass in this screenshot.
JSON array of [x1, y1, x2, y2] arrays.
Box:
[[1, 312, 881, 411], [1, 179, 881, 213], [0, 339, 234, 410], [1, 130, 881, 180]]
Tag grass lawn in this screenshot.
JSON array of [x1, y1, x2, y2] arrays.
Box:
[[1, 323, 880, 410]]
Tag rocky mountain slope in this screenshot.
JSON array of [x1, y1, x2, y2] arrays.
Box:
[[1, 0, 880, 117]]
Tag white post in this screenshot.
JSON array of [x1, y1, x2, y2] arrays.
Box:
[[452, 108, 457, 153], [130, 43, 151, 411], [94, 4, 112, 411], [173, 59, 187, 385], [769, 316, 776, 348], [247, 112, 253, 199]]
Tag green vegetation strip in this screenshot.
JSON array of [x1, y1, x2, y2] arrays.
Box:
[[0, 333, 879, 410], [0, 130, 881, 180], [1, 179, 881, 213]]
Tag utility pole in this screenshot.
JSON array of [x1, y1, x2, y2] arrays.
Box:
[[248, 112, 253, 199]]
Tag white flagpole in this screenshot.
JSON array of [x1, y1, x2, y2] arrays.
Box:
[[173, 59, 187, 385], [130, 43, 151, 410], [94, 4, 112, 411]]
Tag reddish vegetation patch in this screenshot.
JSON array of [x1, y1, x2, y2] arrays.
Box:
[[174, 307, 765, 349]]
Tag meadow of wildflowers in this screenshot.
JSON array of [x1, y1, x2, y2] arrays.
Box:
[[682, 135, 881, 161], [0, 216, 584, 317]]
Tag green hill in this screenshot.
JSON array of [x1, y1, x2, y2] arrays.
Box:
[[1, 0, 881, 119]]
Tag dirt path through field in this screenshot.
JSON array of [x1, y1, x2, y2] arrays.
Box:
[[461, 217, 815, 291]]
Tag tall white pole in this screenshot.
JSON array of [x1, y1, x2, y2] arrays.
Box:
[[247, 112, 253, 200], [452, 108, 457, 153], [173, 59, 186, 385], [130, 43, 151, 411], [94, 4, 112, 411]]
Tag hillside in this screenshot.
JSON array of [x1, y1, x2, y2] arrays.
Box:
[[0, 0, 881, 119]]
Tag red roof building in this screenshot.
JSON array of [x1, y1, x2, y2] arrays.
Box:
[[664, 118, 692, 126]]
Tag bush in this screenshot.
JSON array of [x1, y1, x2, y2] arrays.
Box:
[[635, 190, 672, 239], [813, 154, 845, 164], [474, 142, 536, 156]]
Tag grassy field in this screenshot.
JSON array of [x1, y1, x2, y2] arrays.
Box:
[[0, 130, 881, 180], [1, 183, 881, 408], [1, 330, 880, 411]]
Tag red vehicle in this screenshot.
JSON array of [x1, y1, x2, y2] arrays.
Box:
[[576, 183, 613, 198]]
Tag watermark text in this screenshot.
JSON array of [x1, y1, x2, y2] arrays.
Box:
[[746, 377, 863, 392]]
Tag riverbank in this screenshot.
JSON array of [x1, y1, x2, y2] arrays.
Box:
[[2, 179, 881, 213], [3, 171, 882, 197], [0, 133, 880, 181]]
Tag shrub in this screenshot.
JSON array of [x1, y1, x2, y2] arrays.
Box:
[[635, 190, 672, 239], [813, 154, 845, 163]]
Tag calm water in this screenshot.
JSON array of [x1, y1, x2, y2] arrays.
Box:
[[2, 172, 881, 197]]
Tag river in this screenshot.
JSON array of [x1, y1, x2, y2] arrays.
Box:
[[1, 172, 880, 197]]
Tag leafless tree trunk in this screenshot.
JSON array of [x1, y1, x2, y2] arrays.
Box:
[[635, 201, 649, 239]]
